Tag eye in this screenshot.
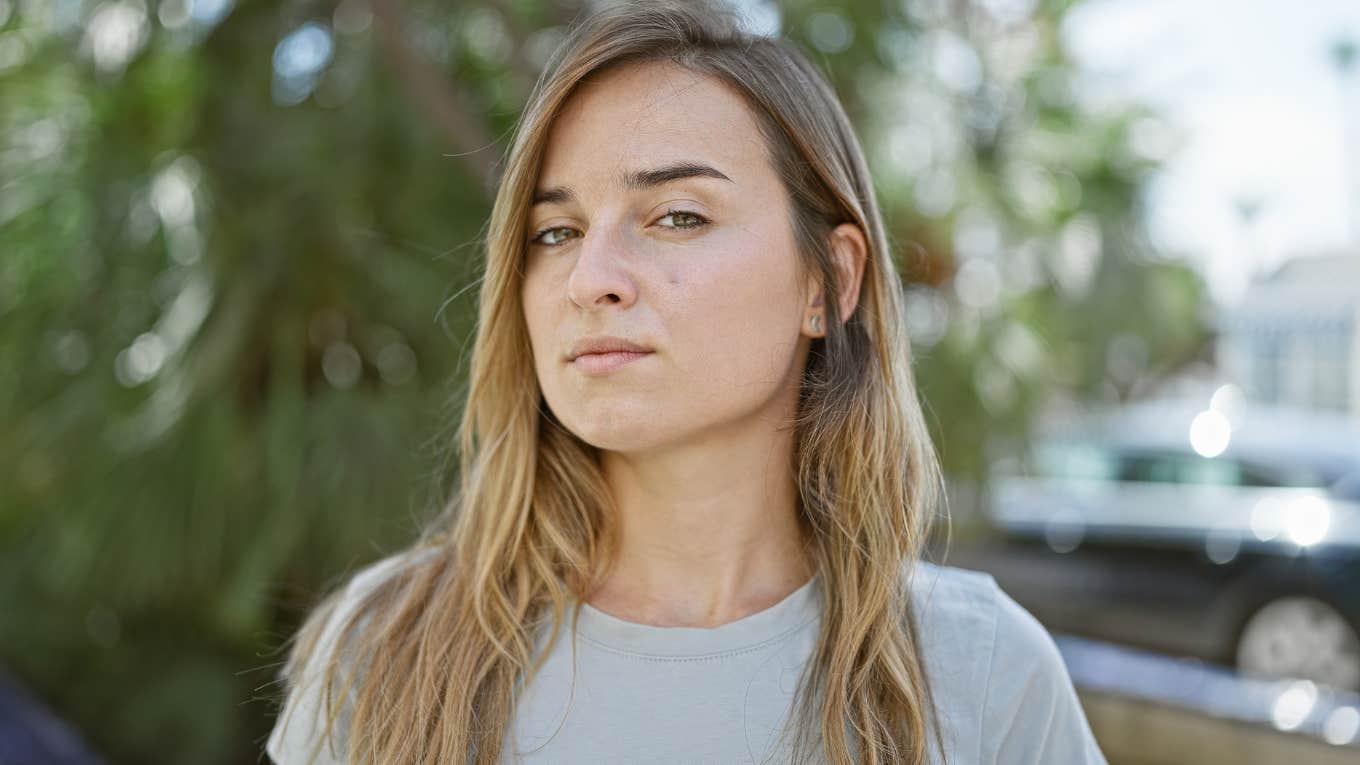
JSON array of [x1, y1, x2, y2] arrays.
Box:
[[528, 208, 710, 248], [528, 225, 581, 248], [656, 208, 710, 230]]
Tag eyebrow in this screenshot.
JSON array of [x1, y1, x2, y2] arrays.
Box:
[[532, 161, 734, 206]]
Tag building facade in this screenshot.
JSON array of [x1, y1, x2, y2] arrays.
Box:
[[1214, 253, 1360, 422]]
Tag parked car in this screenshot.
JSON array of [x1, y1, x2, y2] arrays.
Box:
[[976, 395, 1360, 693]]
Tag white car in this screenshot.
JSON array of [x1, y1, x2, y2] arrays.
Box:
[[979, 397, 1360, 693]]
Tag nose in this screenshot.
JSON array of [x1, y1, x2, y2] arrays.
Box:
[[565, 221, 639, 311]]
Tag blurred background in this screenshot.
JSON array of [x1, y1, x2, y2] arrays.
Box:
[[2, 0, 1358, 762]]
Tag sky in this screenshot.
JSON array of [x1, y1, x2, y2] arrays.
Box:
[[1061, 0, 1360, 306]]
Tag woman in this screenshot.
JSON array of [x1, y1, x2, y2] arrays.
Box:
[[266, 1, 1109, 763]]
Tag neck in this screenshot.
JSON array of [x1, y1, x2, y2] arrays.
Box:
[[585, 418, 816, 628]]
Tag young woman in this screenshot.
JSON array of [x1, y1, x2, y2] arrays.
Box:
[[266, 1, 1109, 763]]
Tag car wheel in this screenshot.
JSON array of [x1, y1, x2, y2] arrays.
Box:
[[1235, 595, 1360, 693]]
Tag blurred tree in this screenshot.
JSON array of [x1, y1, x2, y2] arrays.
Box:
[[0, 0, 1208, 762], [797, 0, 1209, 489]]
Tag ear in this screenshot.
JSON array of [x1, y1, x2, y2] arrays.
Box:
[[805, 222, 868, 335]]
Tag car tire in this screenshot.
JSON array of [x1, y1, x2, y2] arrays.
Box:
[[1234, 594, 1360, 693]]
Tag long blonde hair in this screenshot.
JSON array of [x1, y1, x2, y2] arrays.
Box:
[[275, 1, 951, 763]]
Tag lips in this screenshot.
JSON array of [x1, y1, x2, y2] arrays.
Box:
[[566, 335, 653, 362], [570, 349, 651, 375]]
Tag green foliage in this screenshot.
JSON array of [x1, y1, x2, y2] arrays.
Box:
[[0, 0, 1208, 761]]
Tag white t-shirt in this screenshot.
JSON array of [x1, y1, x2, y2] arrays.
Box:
[[267, 551, 1110, 764]]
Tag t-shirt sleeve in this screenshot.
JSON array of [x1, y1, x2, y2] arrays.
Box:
[[265, 581, 362, 765], [978, 580, 1109, 765], [265, 552, 420, 765]]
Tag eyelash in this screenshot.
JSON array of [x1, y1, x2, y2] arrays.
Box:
[[528, 208, 710, 248]]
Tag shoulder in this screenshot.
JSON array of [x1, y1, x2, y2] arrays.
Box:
[[327, 544, 445, 631], [905, 557, 1064, 679], [907, 558, 1000, 629], [292, 544, 443, 676], [903, 559, 1002, 708], [905, 558, 1005, 677], [265, 546, 440, 764], [904, 559, 1108, 765], [345, 545, 439, 602], [907, 558, 1065, 675], [305, 546, 439, 650]]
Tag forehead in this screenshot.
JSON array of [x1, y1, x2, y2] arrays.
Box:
[[537, 60, 769, 190]]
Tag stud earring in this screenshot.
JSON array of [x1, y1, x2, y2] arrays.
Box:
[[810, 314, 822, 333]]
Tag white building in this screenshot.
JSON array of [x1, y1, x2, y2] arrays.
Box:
[[1214, 253, 1360, 422]]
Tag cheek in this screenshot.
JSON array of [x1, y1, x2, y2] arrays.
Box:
[[521, 274, 557, 373], [670, 247, 803, 380]]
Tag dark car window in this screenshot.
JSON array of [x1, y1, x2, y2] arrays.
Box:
[[1021, 441, 1352, 492], [1114, 451, 1241, 486], [1235, 459, 1332, 488], [1178, 455, 1243, 486]]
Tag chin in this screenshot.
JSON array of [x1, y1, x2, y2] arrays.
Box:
[[562, 415, 673, 454], [546, 398, 683, 454]]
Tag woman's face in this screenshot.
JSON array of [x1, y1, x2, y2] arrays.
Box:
[[521, 59, 817, 454]]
